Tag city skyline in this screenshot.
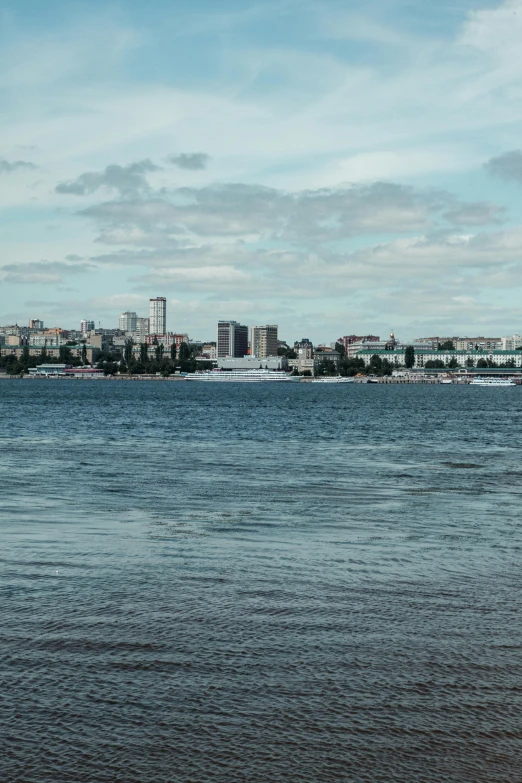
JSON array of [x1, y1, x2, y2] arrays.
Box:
[[2, 0, 522, 341], [2, 307, 521, 349]]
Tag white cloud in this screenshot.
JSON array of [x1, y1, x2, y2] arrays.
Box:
[[2, 1, 522, 339]]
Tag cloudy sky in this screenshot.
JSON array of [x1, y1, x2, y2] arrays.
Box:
[[2, 0, 522, 341]]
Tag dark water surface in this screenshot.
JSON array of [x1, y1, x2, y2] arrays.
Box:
[[1, 380, 521, 782]]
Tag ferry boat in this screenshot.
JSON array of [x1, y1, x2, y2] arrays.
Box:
[[312, 376, 354, 383], [184, 369, 301, 382], [469, 377, 516, 386]]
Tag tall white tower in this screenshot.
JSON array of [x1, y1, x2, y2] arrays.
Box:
[[149, 297, 166, 335]]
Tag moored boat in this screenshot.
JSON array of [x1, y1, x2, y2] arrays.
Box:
[[469, 377, 516, 386], [312, 376, 355, 383], [184, 369, 301, 382]]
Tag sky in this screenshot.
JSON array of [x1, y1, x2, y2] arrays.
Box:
[[2, 0, 522, 342]]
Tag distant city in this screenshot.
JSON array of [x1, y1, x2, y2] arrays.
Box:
[[1, 294, 522, 378]]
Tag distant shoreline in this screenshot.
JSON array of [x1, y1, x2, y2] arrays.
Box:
[[2, 374, 515, 385]]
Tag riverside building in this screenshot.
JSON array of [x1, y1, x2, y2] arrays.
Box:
[[356, 347, 522, 368]]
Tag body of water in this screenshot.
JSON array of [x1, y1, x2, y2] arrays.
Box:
[[1, 381, 521, 782]]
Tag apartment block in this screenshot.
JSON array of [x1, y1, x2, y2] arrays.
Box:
[[149, 298, 167, 335], [250, 324, 278, 358], [217, 320, 249, 358]]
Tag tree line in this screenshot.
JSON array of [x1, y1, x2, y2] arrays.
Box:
[[0, 345, 84, 375], [97, 342, 212, 376]]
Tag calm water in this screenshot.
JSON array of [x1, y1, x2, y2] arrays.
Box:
[[1, 380, 521, 783]]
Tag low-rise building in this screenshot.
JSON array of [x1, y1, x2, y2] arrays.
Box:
[[28, 364, 68, 376], [339, 335, 380, 354], [0, 344, 98, 363], [294, 338, 313, 357], [454, 337, 501, 351], [346, 340, 395, 357], [29, 333, 66, 347], [415, 336, 502, 350], [287, 357, 317, 375], [500, 334, 522, 351], [144, 333, 189, 349], [356, 347, 522, 368], [314, 350, 341, 366], [200, 343, 217, 360]]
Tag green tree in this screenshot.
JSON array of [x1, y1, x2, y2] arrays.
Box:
[[170, 342, 177, 362], [277, 345, 297, 358], [339, 357, 366, 376], [381, 358, 393, 376], [81, 343, 87, 364], [447, 357, 459, 369], [335, 341, 345, 358], [59, 345, 72, 363], [139, 343, 149, 365], [178, 342, 191, 362], [425, 359, 445, 369], [103, 361, 119, 376], [477, 358, 488, 368], [466, 358, 474, 368], [404, 346, 415, 368], [438, 340, 455, 350], [316, 358, 337, 376], [124, 340, 133, 365], [369, 354, 383, 372], [155, 342, 164, 362]]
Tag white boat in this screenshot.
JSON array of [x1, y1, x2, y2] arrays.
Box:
[[312, 376, 355, 383], [184, 369, 301, 382], [469, 377, 516, 386]]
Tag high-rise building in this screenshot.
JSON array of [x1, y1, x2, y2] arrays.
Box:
[[81, 319, 95, 336], [29, 319, 44, 330], [118, 312, 138, 332], [149, 297, 166, 335], [134, 317, 149, 341], [250, 325, 278, 358], [217, 320, 249, 358]]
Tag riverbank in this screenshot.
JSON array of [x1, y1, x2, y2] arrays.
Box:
[[1, 373, 520, 384]]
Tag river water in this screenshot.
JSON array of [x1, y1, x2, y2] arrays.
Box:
[[1, 380, 521, 782]]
